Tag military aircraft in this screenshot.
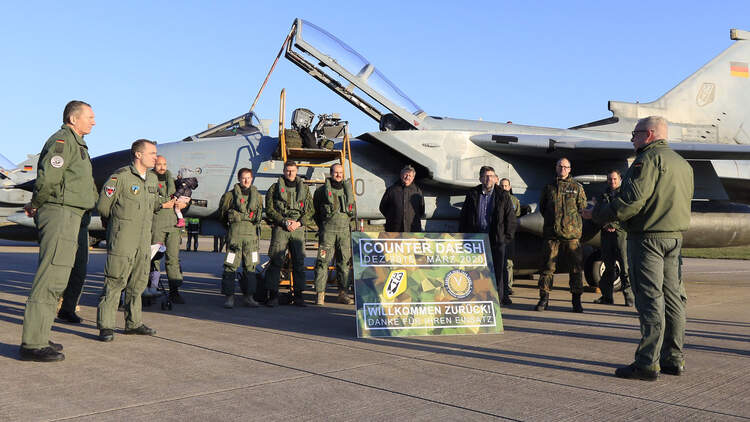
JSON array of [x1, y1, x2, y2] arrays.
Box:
[[5, 19, 750, 289]]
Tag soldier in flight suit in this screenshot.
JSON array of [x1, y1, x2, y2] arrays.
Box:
[[218, 168, 263, 309], [591, 169, 634, 306], [150, 155, 187, 303], [264, 161, 314, 307], [536, 157, 587, 313], [312, 163, 356, 306], [96, 140, 164, 342], [19, 101, 98, 362], [590, 116, 693, 381]]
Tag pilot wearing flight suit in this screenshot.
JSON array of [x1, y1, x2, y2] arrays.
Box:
[[264, 160, 314, 307], [312, 163, 356, 306], [591, 116, 693, 381], [218, 168, 263, 308], [20, 101, 99, 362], [96, 139, 163, 342], [151, 155, 187, 303]]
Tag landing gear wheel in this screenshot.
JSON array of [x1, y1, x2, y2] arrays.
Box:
[[584, 250, 622, 291]]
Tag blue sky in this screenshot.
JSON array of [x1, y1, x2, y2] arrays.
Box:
[[1, 1, 747, 165]]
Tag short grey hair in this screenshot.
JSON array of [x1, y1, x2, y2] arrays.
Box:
[[639, 115, 668, 138]]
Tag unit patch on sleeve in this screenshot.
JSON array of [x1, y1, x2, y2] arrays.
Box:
[[50, 156, 64, 168]]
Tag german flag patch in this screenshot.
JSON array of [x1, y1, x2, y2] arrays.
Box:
[[55, 139, 65, 153]]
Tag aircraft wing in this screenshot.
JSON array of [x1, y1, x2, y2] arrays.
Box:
[[470, 134, 750, 160]]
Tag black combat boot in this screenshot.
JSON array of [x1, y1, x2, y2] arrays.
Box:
[[572, 293, 584, 313], [535, 291, 549, 311]]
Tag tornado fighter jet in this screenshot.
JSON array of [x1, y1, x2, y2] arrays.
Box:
[[6, 20, 750, 288]]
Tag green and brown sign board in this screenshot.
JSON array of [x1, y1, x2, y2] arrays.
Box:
[[352, 232, 502, 338]]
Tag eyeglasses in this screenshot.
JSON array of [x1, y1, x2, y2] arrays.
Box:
[[631, 129, 649, 136]]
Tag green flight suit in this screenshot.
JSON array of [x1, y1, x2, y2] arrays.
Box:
[[594, 139, 694, 370], [22, 125, 98, 350], [218, 183, 263, 295], [312, 178, 355, 293], [594, 187, 632, 302], [264, 176, 314, 299], [96, 165, 159, 330], [538, 176, 587, 295], [150, 170, 183, 290]]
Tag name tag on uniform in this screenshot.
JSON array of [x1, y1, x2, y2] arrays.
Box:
[[225, 252, 236, 265], [252, 251, 258, 264]]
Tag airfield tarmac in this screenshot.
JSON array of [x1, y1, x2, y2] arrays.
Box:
[[0, 238, 748, 421]]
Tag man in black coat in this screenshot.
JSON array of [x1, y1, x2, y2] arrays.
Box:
[[459, 166, 517, 305], [379, 165, 425, 232]]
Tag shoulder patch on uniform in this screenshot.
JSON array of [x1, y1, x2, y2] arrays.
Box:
[[105, 186, 116, 197], [54, 140, 65, 153], [110, 176, 118, 181], [131, 185, 140, 195], [50, 155, 64, 168]]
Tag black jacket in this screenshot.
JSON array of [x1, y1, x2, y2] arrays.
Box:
[[379, 182, 425, 232], [459, 185, 517, 245]]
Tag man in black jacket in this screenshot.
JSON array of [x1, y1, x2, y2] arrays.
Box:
[[379, 165, 425, 232], [459, 166, 517, 305]]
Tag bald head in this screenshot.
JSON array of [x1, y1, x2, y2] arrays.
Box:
[[555, 158, 571, 179], [154, 155, 167, 175]]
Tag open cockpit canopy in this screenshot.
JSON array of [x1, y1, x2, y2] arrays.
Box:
[[286, 18, 425, 130]]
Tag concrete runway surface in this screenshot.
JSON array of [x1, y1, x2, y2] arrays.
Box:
[[0, 238, 748, 421]]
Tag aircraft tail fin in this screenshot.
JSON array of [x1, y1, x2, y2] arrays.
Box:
[[608, 29, 750, 144]]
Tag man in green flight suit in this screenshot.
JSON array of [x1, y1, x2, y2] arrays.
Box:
[[150, 155, 187, 303], [590, 169, 634, 307], [312, 163, 356, 306], [19, 100, 99, 362], [536, 157, 587, 313], [588, 116, 693, 381], [218, 168, 263, 309], [264, 160, 314, 307], [96, 139, 164, 342]]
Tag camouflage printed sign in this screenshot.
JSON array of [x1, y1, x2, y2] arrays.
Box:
[[353, 232, 502, 337]]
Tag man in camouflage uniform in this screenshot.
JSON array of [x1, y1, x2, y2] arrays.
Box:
[[150, 155, 187, 303], [19, 101, 98, 362], [218, 168, 263, 309], [591, 169, 634, 306], [536, 157, 587, 313], [265, 161, 314, 307], [312, 163, 356, 306], [500, 178, 520, 295], [96, 140, 163, 342], [590, 116, 693, 381]]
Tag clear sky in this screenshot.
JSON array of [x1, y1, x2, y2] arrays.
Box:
[[1, 1, 747, 165]]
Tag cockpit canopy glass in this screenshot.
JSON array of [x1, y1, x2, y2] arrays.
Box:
[[299, 19, 423, 115]]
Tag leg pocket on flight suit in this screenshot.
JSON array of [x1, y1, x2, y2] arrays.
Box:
[[51, 237, 77, 267], [104, 253, 131, 285]]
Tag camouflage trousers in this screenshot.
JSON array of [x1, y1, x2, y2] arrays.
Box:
[[538, 238, 583, 296]]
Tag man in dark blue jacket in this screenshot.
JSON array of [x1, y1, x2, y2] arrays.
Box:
[[459, 166, 517, 305]]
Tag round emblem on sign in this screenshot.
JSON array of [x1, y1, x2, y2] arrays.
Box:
[[444, 269, 473, 299], [50, 156, 64, 168]]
